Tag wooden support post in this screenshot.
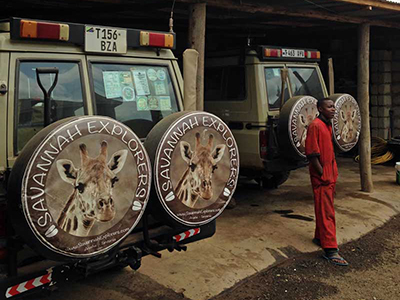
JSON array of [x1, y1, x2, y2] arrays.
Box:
[[188, 3, 206, 111], [357, 23, 374, 192], [328, 58, 334, 95]]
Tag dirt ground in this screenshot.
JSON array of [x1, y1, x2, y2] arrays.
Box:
[[37, 213, 400, 300], [19, 157, 400, 300], [213, 214, 400, 300]]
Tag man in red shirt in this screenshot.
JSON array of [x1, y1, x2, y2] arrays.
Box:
[[305, 98, 348, 266]]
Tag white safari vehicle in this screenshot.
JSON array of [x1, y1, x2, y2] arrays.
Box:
[[205, 46, 361, 187], [0, 18, 238, 298]]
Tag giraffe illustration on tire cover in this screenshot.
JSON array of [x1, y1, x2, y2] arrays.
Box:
[[175, 132, 226, 208], [56, 141, 127, 237]]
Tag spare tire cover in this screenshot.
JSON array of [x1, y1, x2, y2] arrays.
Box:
[[8, 116, 151, 260], [329, 94, 361, 152], [144, 111, 239, 226], [278, 96, 319, 159]]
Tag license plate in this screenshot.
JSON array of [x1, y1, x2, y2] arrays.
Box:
[[282, 49, 305, 58], [85, 26, 127, 54]]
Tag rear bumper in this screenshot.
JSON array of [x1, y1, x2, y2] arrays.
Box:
[[0, 221, 216, 299]]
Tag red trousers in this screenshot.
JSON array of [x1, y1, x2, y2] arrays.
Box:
[[313, 183, 338, 249]]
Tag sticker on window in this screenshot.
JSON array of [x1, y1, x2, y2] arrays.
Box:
[[147, 69, 157, 81], [120, 72, 135, 101], [157, 69, 166, 81], [148, 96, 159, 109], [154, 81, 167, 95], [137, 96, 148, 111], [273, 68, 280, 77], [159, 96, 171, 111], [103, 71, 122, 99], [122, 86, 135, 101], [132, 70, 150, 96]]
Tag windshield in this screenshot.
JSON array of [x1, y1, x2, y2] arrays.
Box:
[[91, 63, 179, 138], [288, 67, 325, 100]]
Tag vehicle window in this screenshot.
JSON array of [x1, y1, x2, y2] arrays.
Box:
[[288, 67, 324, 100], [205, 67, 224, 101], [264, 67, 290, 110], [91, 63, 179, 139], [205, 66, 246, 102], [16, 61, 85, 153], [225, 66, 246, 101]]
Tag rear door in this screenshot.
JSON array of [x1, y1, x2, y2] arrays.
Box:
[[7, 53, 89, 167]]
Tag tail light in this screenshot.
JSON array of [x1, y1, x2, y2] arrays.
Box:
[[305, 50, 320, 59], [140, 31, 174, 48], [264, 48, 282, 58], [20, 19, 69, 41], [0, 203, 7, 260], [259, 130, 268, 159]]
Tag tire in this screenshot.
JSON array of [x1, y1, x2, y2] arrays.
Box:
[[260, 171, 290, 189], [7, 116, 151, 261], [144, 111, 240, 227], [328, 94, 361, 152], [278, 96, 318, 160]]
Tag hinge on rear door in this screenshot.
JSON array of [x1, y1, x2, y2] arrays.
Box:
[[0, 167, 9, 200], [0, 83, 7, 95]]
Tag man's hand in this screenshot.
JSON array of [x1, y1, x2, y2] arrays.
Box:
[[309, 156, 323, 176]]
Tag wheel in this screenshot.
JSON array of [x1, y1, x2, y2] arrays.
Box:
[[260, 171, 290, 189]]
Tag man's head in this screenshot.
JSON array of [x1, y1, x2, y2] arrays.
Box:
[[317, 98, 335, 120]]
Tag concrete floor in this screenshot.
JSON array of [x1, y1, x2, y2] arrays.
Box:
[[42, 157, 400, 300], [138, 157, 400, 300]]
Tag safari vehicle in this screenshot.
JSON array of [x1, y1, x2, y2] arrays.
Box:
[[204, 46, 360, 187], [0, 18, 238, 299]]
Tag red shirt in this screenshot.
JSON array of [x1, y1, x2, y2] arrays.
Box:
[[305, 117, 338, 186]]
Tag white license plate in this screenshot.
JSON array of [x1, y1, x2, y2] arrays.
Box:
[[282, 49, 305, 58], [85, 26, 127, 54]]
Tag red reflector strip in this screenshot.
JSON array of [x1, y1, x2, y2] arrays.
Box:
[[5, 272, 52, 298], [264, 48, 281, 57], [37, 22, 60, 39], [149, 33, 165, 47], [173, 228, 201, 242], [259, 130, 268, 159]]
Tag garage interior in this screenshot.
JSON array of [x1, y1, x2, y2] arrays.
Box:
[[2, 0, 400, 135], [2, 0, 400, 187]]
